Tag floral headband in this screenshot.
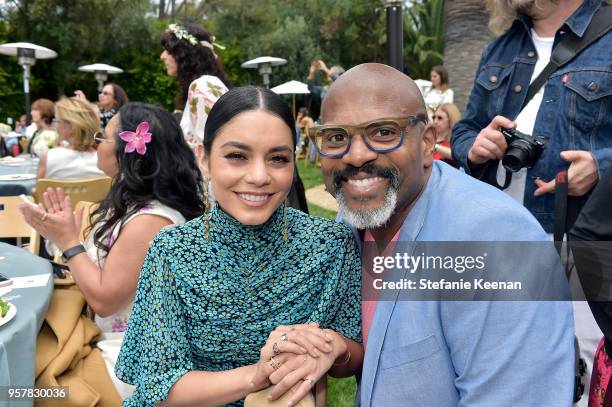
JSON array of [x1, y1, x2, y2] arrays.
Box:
[[166, 24, 226, 58], [119, 121, 152, 155]]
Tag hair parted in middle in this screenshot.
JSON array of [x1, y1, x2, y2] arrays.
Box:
[[203, 86, 296, 155]]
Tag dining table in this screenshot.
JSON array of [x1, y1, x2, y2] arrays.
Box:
[[0, 156, 38, 197], [0, 243, 53, 407]]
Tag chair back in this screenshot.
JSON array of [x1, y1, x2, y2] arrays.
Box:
[[34, 177, 111, 206], [0, 195, 40, 254], [75, 201, 97, 242], [0, 196, 33, 239]]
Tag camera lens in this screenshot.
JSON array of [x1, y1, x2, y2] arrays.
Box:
[[503, 143, 531, 172]]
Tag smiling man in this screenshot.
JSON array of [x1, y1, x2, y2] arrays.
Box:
[[314, 63, 575, 406]]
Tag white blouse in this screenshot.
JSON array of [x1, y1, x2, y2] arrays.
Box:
[[180, 75, 229, 145]]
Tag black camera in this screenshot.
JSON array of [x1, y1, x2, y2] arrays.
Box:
[[500, 128, 546, 172]]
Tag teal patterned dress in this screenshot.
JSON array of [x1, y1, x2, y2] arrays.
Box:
[[115, 204, 362, 406]]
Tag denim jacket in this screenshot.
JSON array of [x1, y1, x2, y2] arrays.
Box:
[[452, 0, 612, 232]]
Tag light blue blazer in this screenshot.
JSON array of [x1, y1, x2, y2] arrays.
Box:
[[348, 161, 575, 406]]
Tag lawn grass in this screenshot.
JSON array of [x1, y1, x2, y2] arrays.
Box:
[[296, 158, 338, 220], [328, 377, 357, 406]]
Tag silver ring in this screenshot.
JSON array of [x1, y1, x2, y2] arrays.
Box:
[[40, 212, 48, 222], [304, 377, 314, 386], [280, 333, 288, 342], [273, 342, 280, 355]]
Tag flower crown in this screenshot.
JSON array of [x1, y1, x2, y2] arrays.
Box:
[[166, 24, 226, 58]]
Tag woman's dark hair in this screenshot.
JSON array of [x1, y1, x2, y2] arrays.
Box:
[[89, 102, 205, 255], [431, 65, 449, 89], [298, 107, 309, 117], [161, 24, 230, 109], [203, 86, 296, 155], [109, 83, 129, 110]]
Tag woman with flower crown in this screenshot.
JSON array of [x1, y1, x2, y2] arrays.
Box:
[[19, 102, 205, 400], [116, 87, 363, 407], [160, 23, 231, 146]]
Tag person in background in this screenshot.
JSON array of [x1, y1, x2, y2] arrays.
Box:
[[422, 65, 454, 113], [37, 97, 104, 180], [29, 98, 58, 157], [75, 83, 129, 129], [295, 107, 314, 154], [115, 87, 362, 407], [161, 23, 230, 146], [432, 103, 461, 166], [20, 102, 205, 400], [307, 59, 345, 103], [570, 167, 612, 406], [15, 114, 28, 135]]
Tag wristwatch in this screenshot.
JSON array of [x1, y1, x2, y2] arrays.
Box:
[[60, 244, 86, 262]]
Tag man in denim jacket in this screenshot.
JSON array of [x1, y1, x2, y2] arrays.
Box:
[[452, 0, 611, 403], [452, 0, 610, 233]]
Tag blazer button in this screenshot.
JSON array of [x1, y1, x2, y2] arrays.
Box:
[[490, 75, 498, 83], [514, 84, 523, 93], [527, 51, 535, 57], [588, 81, 598, 91]]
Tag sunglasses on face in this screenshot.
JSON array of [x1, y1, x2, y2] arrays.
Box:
[[93, 131, 111, 145]]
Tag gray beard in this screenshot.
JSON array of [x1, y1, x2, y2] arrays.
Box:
[[336, 186, 398, 230]]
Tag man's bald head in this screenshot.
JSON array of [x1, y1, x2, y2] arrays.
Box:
[[321, 63, 427, 124]]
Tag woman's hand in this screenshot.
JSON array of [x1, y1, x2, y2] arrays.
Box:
[[19, 187, 83, 251], [267, 329, 347, 406], [249, 324, 334, 392]]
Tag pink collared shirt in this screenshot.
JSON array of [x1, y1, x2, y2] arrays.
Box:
[[362, 229, 400, 348]]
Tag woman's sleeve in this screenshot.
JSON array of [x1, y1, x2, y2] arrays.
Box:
[[115, 233, 195, 406], [185, 77, 227, 144], [326, 229, 362, 343]]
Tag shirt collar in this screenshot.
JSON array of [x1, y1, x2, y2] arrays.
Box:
[[515, 0, 602, 38]]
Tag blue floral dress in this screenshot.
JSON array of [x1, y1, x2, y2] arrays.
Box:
[[115, 204, 362, 406]]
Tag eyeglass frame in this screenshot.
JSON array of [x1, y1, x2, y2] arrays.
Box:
[[307, 115, 428, 158], [93, 131, 111, 145]]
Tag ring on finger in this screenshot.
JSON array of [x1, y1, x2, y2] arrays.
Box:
[[269, 356, 282, 370], [41, 212, 48, 222], [273, 342, 281, 355], [280, 333, 288, 342], [303, 377, 314, 386]]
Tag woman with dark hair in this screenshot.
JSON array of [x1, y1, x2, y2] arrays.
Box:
[[161, 23, 230, 145], [423, 64, 454, 112], [116, 87, 363, 407], [19, 102, 205, 400], [75, 83, 129, 128]]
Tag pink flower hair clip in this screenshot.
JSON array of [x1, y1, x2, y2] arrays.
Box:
[[119, 121, 152, 155]]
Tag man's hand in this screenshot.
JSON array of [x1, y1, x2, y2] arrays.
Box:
[[307, 61, 319, 80], [468, 116, 515, 165], [534, 151, 599, 196]]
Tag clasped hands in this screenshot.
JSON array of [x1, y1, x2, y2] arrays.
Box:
[[251, 323, 346, 406]]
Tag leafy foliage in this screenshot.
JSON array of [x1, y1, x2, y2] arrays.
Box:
[[0, 0, 445, 121], [404, 0, 446, 79]]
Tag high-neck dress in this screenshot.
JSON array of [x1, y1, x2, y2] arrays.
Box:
[[116, 204, 362, 406]]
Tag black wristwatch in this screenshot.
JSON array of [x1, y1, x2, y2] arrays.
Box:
[[60, 244, 86, 262]]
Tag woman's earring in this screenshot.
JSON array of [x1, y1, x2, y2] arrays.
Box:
[[204, 176, 211, 240], [283, 199, 288, 242]]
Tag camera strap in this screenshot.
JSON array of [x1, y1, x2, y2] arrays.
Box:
[[520, 4, 612, 111], [491, 4, 612, 190]]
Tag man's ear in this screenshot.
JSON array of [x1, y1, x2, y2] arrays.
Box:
[[195, 143, 209, 178], [422, 124, 436, 168]]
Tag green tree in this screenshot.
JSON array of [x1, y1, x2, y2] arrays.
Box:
[[403, 0, 446, 79]]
